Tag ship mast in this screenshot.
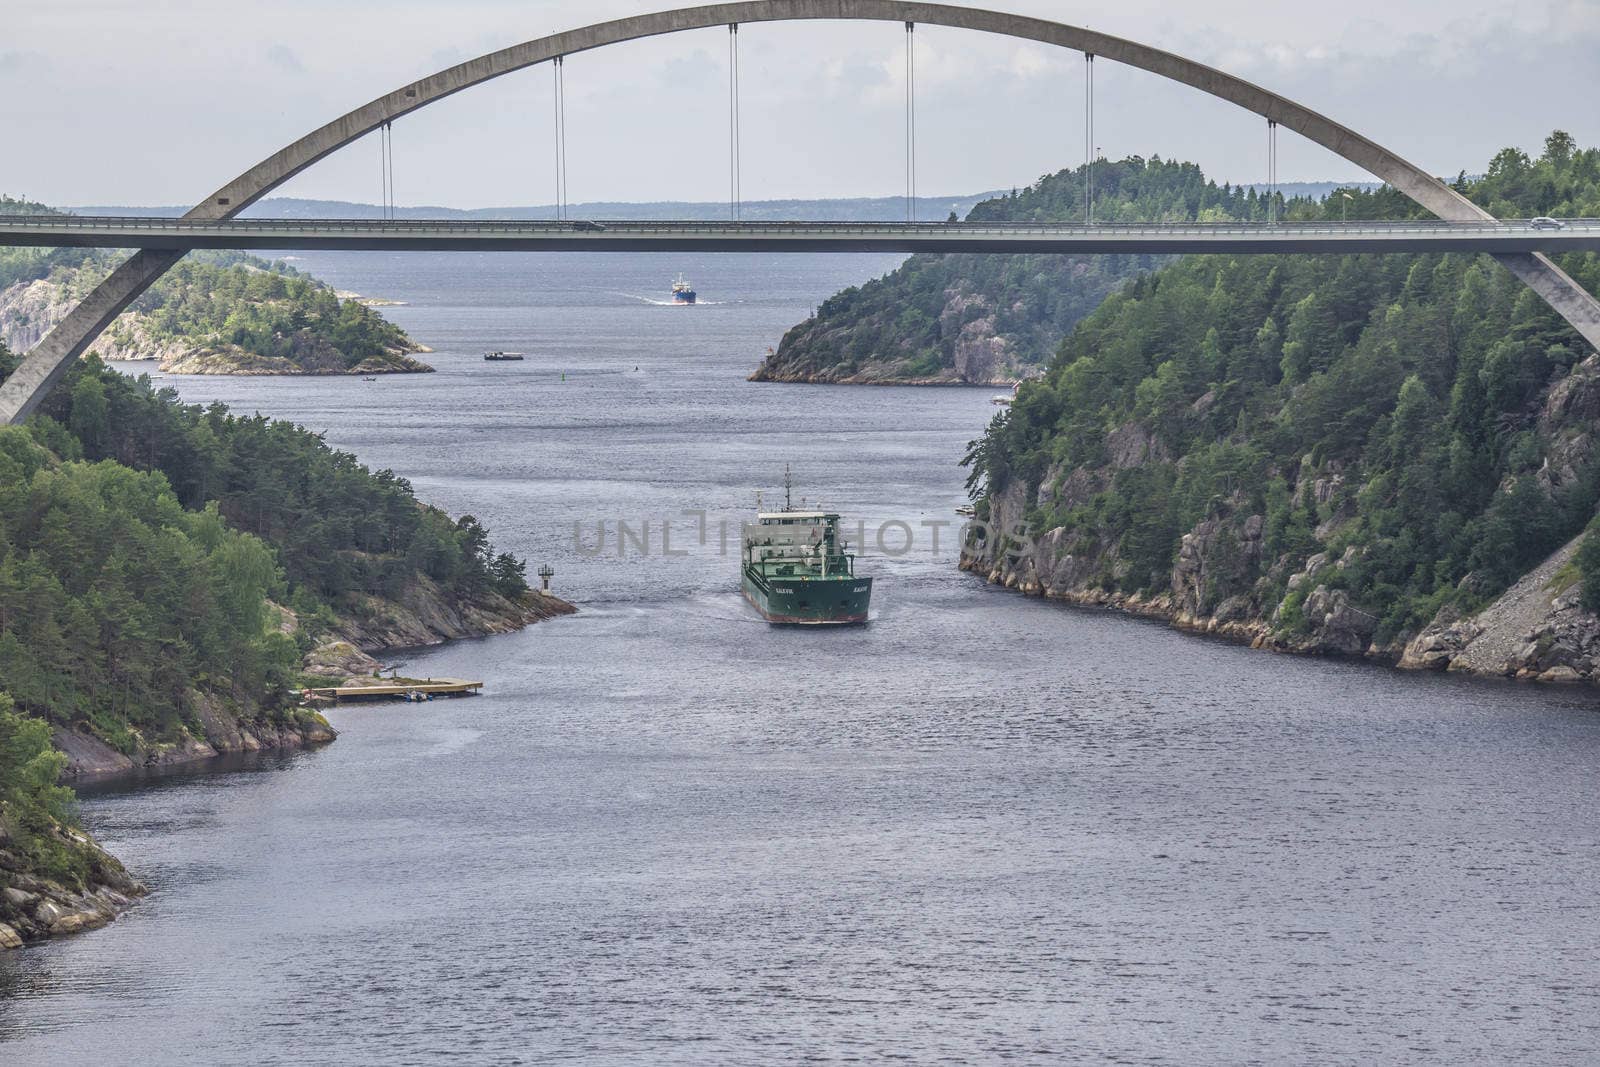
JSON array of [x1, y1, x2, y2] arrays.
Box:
[[784, 464, 793, 512]]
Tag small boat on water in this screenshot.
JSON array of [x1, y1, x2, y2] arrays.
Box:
[[955, 504, 976, 518], [671, 273, 697, 305], [484, 351, 525, 361]]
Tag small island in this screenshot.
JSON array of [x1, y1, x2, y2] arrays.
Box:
[[0, 198, 432, 375]]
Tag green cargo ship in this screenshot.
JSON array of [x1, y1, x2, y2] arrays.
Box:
[[741, 472, 872, 625]]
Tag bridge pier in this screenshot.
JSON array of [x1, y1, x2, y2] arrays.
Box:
[[1491, 252, 1600, 352], [0, 248, 184, 425]]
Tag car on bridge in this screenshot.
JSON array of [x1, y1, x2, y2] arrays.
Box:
[[1531, 216, 1566, 230]]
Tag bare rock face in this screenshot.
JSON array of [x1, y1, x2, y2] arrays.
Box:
[[1106, 422, 1169, 470], [1297, 586, 1378, 656], [331, 580, 576, 652], [1398, 622, 1477, 671], [0, 277, 187, 362], [1539, 353, 1600, 432], [304, 639, 383, 683], [1171, 515, 1263, 619], [1398, 536, 1600, 681], [929, 286, 1011, 384], [1502, 588, 1600, 681]]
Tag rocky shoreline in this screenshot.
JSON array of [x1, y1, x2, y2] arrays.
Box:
[[2, 587, 575, 950], [961, 511, 1600, 689], [959, 348, 1600, 690], [0, 825, 146, 951], [51, 585, 575, 781]]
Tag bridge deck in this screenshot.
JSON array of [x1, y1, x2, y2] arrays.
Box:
[[2, 216, 1598, 255]]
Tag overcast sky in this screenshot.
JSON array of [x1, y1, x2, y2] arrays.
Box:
[[6, 0, 1598, 208]]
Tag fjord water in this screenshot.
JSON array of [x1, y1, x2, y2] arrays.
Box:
[[4, 250, 1600, 1064]]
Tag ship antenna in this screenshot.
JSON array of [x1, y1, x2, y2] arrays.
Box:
[[784, 464, 793, 512]]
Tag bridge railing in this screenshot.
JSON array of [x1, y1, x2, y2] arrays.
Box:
[[4, 215, 1600, 237]]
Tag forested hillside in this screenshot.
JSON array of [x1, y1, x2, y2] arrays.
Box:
[[963, 133, 1600, 678], [752, 157, 1335, 384], [0, 197, 428, 374], [0, 343, 570, 944]]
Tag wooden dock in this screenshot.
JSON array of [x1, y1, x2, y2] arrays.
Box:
[[303, 678, 483, 702]]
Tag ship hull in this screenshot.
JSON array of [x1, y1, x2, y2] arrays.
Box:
[[741, 571, 871, 625]]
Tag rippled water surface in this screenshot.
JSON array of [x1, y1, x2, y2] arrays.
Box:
[[3, 251, 1600, 1064]]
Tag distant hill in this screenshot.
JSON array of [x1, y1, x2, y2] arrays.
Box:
[[69, 194, 1008, 223], [750, 159, 1372, 386], [68, 185, 1380, 222]]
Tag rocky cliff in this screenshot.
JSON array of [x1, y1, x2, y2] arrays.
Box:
[[962, 349, 1600, 687], [1398, 536, 1600, 682]]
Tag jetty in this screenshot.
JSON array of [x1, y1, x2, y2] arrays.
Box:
[[302, 678, 483, 702]]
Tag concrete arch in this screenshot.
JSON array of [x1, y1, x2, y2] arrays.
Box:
[[3, 0, 1597, 422]]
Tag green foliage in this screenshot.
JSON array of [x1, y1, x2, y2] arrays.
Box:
[[130, 255, 412, 369], [0, 340, 530, 759], [965, 134, 1600, 634], [12, 354, 528, 606], [770, 156, 1325, 381], [1576, 514, 1600, 612], [489, 552, 528, 597], [0, 693, 86, 886], [0, 199, 411, 372], [0, 431, 297, 741]]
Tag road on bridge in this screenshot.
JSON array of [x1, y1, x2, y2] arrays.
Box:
[[2, 216, 1598, 255]]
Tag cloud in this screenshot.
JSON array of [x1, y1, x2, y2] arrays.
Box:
[[659, 48, 719, 90], [0, 50, 49, 75], [264, 44, 304, 72], [1008, 46, 1053, 81]]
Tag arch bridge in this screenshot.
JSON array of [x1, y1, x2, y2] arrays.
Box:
[[2, 0, 1597, 424]]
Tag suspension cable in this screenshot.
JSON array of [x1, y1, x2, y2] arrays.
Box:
[[553, 57, 568, 220], [1084, 54, 1094, 225], [729, 24, 741, 220], [379, 123, 388, 220], [381, 121, 395, 220], [1267, 118, 1277, 224], [905, 22, 917, 223], [561, 58, 570, 220]]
